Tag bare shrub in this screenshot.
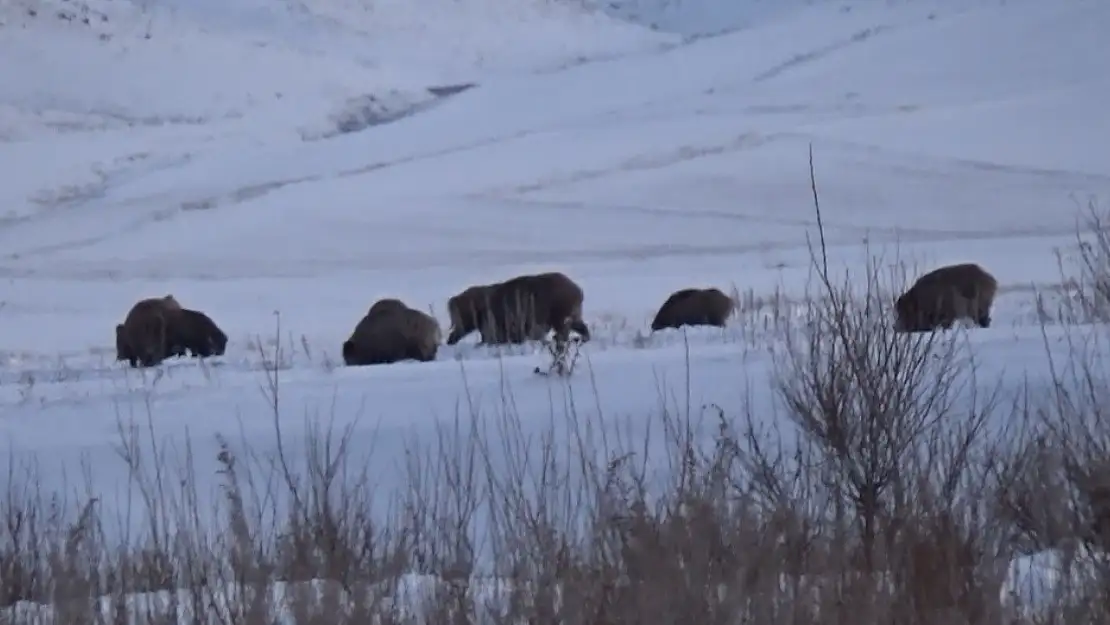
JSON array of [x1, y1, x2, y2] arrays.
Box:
[[534, 333, 584, 376], [732, 145, 1027, 624], [0, 336, 1075, 625], [1054, 198, 1110, 324], [6, 173, 1110, 624], [994, 197, 1110, 620]]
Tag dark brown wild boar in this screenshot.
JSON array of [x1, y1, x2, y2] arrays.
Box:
[[894, 262, 998, 332], [445, 284, 497, 345], [650, 287, 735, 332], [115, 295, 185, 368], [167, 308, 228, 358], [343, 298, 441, 366], [446, 271, 591, 346]]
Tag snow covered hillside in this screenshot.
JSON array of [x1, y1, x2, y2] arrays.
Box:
[[0, 0, 674, 144], [0, 0, 1109, 619]]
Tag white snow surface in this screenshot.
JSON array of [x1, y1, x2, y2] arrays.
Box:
[[1, 0, 1109, 615], [6, 549, 1107, 624]]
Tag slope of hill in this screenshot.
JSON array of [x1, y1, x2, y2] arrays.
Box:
[[0, 0, 1106, 617], [0, 0, 675, 142], [0, 0, 1102, 360]]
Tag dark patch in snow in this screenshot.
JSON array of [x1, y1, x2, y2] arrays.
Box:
[[427, 83, 476, 98], [299, 83, 478, 142]]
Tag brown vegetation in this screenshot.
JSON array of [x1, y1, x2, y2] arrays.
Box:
[[6, 162, 1110, 624]]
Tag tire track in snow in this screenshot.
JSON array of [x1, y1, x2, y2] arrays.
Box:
[[0, 120, 741, 262], [804, 134, 1110, 186], [0, 151, 202, 262], [752, 26, 893, 83], [465, 125, 1109, 259], [2, 111, 1096, 280], [9, 19, 902, 252], [1, 124, 574, 262], [0, 11, 1047, 268], [477, 194, 1082, 245], [488, 130, 779, 196]]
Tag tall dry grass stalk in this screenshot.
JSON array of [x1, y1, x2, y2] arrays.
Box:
[[2, 161, 1109, 624]]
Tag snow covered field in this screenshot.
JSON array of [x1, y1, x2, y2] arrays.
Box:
[[0, 0, 1109, 620]]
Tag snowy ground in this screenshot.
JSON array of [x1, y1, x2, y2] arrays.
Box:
[[0, 0, 1108, 616]]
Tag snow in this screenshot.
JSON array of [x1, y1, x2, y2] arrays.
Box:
[[0, 0, 1109, 616], [6, 553, 1102, 624]]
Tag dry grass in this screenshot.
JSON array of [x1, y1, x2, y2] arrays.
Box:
[[4, 161, 1110, 624]]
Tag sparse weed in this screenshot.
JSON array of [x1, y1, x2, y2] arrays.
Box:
[[534, 333, 584, 377], [17, 372, 35, 405], [2, 276, 1107, 623], [2, 160, 1108, 623], [1051, 198, 1110, 326]]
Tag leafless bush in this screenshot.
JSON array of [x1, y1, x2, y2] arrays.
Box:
[[5, 174, 1110, 624], [0, 319, 1092, 625], [717, 145, 1022, 624], [1053, 199, 1110, 325], [993, 198, 1110, 620], [534, 333, 584, 376]]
